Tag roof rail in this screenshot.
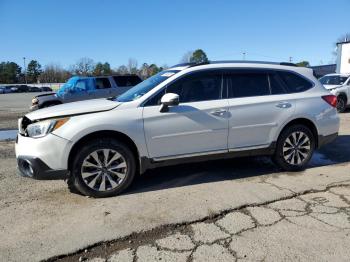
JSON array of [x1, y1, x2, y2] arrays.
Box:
[[170, 60, 297, 69]]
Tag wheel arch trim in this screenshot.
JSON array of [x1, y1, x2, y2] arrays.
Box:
[[67, 130, 141, 174]]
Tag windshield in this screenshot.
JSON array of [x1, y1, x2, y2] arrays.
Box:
[[116, 70, 180, 102], [319, 75, 348, 85], [56, 77, 79, 96]]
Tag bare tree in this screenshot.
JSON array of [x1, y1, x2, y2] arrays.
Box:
[[116, 65, 129, 75], [139, 63, 150, 79], [39, 63, 71, 83], [127, 58, 138, 74], [180, 51, 193, 63], [72, 57, 95, 76]]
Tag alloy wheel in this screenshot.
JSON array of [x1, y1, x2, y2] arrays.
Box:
[[282, 131, 311, 165], [80, 149, 127, 191]]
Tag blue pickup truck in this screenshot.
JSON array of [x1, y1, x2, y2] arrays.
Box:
[[30, 75, 142, 110]]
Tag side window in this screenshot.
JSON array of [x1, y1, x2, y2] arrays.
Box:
[[145, 89, 165, 106], [113, 76, 126, 87], [278, 71, 313, 93], [75, 80, 88, 91], [228, 72, 270, 98], [125, 76, 142, 86], [166, 72, 222, 103], [95, 78, 111, 89], [269, 73, 287, 95]]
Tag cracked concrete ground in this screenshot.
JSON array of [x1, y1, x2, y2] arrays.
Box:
[[1, 113, 350, 261], [58, 185, 350, 262]]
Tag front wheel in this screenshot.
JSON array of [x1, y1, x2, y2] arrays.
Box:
[[273, 125, 315, 171], [67, 139, 136, 198]]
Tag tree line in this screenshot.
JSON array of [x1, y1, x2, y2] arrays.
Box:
[[3, 45, 331, 84], [0, 49, 209, 84]]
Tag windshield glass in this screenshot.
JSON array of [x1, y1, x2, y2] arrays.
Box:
[[56, 77, 79, 96], [319, 75, 348, 85], [116, 70, 180, 102]]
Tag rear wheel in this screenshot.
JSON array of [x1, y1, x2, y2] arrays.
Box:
[[67, 139, 136, 198], [273, 125, 315, 171], [336, 95, 347, 113]]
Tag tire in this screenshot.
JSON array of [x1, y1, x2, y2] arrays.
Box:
[[336, 95, 347, 113], [273, 125, 315, 171], [68, 138, 136, 198]]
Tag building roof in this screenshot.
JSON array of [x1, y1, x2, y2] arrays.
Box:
[[337, 40, 350, 45], [310, 64, 336, 77]]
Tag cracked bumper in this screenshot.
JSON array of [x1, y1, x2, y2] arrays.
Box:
[[15, 133, 72, 175]]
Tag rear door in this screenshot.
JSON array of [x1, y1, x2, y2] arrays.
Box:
[[227, 69, 295, 150], [63, 78, 96, 102]]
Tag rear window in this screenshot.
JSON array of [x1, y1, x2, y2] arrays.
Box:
[[269, 73, 287, 95], [113, 76, 142, 87], [278, 71, 313, 93]]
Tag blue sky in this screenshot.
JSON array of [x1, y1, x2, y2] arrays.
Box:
[[0, 0, 349, 69]]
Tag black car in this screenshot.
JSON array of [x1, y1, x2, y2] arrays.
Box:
[[28, 86, 42, 92], [40, 86, 53, 92]]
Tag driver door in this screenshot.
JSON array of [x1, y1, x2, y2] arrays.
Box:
[[143, 71, 229, 159], [63, 78, 96, 102]]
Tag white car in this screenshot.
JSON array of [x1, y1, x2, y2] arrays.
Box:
[[16, 61, 340, 197], [319, 73, 350, 112]]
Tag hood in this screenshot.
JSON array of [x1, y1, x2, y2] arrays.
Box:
[[35, 92, 56, 98], [323, 84, 343, 90], [26, 98, 121, 121]]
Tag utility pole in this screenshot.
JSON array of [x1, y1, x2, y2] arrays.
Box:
[[242, 52, 246, 61], [23, 57, 27, 84], [289, 56, 293, 63]]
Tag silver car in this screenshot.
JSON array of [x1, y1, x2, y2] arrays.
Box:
[[16, 61, 340, 197]]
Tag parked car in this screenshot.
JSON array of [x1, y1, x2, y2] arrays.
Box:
[[11, 85, 30, 93], [28, 86, 42, 92], [16, 61, 340, 197], [30, 75, 142, 110], [319, 73, 350, 112], [0, 86, 13, 94], [40, 86, 53, 92]]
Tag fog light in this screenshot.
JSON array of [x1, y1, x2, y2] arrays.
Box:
[[23, 160, 34, 177]]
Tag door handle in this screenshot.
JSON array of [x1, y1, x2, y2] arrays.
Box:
[[211, 109, 228, 116], [276, 102, 292, 109]]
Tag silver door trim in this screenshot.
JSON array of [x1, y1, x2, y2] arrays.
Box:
[[152, 129, 213, 139], [228, 144, 270, 152], [152, 149, 228, 162]]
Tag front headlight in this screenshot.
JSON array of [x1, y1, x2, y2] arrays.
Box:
[[26, 118, 69, 138], [32, 98, 39, 105]]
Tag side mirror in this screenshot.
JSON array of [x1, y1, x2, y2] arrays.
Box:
[[159, 93, 179, 112]]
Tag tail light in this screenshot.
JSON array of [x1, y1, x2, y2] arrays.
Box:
[[322, 95, 337, 108]]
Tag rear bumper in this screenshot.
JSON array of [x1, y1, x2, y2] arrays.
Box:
[[17, 156, 68, 179], [318, 132, 338, 148]]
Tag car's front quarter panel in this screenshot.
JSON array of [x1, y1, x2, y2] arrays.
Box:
[[52, 107, 147, 162]]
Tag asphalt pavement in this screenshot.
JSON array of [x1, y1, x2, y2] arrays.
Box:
[[1, 114, 350, 261]]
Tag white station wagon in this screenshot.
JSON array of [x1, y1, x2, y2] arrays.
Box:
[[16, 61, 340, 197]]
